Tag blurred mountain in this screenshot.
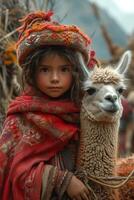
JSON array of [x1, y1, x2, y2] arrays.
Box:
[[53, 0, 128, 59], [90, 0, 134, 34]]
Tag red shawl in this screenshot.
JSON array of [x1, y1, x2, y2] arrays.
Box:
[[0, 88, 79, 200]]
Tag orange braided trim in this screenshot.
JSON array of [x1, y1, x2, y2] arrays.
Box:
[[17, 11, 53, 33], [16, 23, 91, 47]]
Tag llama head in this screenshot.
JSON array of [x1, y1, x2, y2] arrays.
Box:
[[78, 51, 131, 122]]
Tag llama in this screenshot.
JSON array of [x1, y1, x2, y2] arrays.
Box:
[[76, 51, 133, 199]]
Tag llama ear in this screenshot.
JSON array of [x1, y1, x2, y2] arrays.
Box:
[[76, 52, 90, 80], [116, 50, 132, 74]]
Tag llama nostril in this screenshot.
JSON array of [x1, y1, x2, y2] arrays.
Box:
[[105, 94, 117, 103]]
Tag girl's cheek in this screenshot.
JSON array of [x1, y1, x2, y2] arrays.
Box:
[[36, 74, 47, 85], [68, 76, 73, 88]]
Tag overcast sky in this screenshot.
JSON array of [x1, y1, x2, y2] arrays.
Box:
[[112, 0, 134, 13], [88, 0, 134, 34]]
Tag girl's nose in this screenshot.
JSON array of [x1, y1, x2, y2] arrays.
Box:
[[51, 71, 59, 82]]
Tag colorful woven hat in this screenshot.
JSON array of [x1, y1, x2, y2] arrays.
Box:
[[16, 11, 92, 66]]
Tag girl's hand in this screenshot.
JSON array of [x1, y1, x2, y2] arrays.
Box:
[[66, 175, 90, 200]]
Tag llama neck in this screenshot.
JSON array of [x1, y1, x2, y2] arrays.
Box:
[[77, 110, 120, 177]]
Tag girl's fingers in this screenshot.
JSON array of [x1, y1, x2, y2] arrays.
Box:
[[80, 192, 89, 200], [86, 187, 91, 197], [73, 195, 83, 200], [77, 196, 83, 200]]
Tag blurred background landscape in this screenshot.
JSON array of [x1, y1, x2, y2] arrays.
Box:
[[0, 0, 134, 156]]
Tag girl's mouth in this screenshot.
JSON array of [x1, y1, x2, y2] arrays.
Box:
[[48, 87, 61, 89], [48, 87, 62, 92]]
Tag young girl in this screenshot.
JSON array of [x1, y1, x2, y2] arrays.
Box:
[[0, 11, 97, 200]]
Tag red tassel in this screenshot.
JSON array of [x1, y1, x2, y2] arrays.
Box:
[[87, 50, 98, 69]]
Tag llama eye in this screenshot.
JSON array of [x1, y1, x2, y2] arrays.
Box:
[[117, 87, 124, 94], [87, 87, 96, 95]]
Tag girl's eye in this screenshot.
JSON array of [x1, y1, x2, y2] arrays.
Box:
[[40, 68, 49, 72], [87, 87, 96, 95], [61, 66, 71, 72], [117, 87, 124, 94]]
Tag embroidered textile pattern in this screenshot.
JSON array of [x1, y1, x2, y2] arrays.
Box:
[[0, 87, 79, 199]]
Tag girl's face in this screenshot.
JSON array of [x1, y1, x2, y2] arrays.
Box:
[[35, 54, 73, 98]]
